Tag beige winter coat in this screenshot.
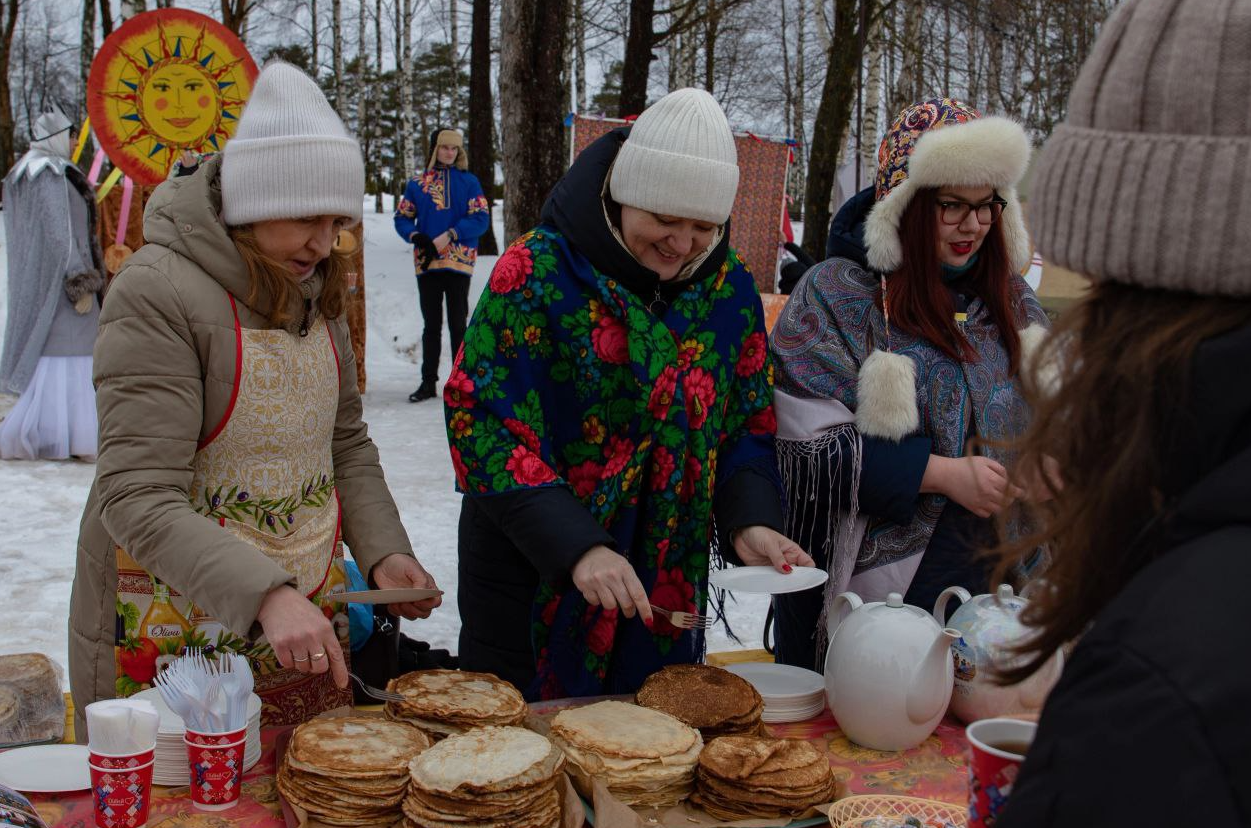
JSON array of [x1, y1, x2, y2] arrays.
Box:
[[69, 157, 413, 734]]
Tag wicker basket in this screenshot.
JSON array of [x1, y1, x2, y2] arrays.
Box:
[[827, 794, 968, 828]]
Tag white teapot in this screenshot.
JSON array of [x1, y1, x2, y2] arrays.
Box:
[[934, 584, 1064, 724], [824, 591, 960, 751]]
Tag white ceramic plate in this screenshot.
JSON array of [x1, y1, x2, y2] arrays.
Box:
[[708, 566, 827, 595], [726, 662, 826, 698], [0, 744, 91, 792]]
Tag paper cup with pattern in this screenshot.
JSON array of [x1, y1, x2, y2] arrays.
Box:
[[966, 717, 1036, 827], [89, 759, 154, 828], [184, 727, 247, 810]]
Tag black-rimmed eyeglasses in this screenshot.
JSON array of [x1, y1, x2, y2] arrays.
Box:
[[936, 197, 1007, 226]]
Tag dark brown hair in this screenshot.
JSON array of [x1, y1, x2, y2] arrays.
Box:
[[990, 282, 1251, 683], [887, 188, 1022, 371], [228, 225, 350, 327]]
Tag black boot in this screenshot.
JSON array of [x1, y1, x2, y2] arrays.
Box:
[[408, 381, 437, 402]]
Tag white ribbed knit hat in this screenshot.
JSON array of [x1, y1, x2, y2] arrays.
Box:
[[221, 61, 364, 226], [609, 88, 739, 225]]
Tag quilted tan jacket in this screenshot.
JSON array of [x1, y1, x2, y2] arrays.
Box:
[[69, 156, 413, 729]]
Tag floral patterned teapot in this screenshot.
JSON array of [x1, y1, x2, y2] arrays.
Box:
[[933, 584, 1064, 724]]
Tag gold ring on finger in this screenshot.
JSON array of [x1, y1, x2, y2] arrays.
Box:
[[310, 651, 326, 660], [292, 655, 309, 663]]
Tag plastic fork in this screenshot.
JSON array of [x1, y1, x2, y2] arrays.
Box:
[[347, 671, 405, 703], [649, 605, 712, 630]]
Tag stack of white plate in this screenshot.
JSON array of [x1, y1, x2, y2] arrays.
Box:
[[130, 687, 262, 786], [725, 663, 826, 723]]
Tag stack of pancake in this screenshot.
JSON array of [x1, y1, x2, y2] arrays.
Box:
[[402, 726, 565, 828], [691, 735, 839, 820], [635, 664, 765, 738], [277, 716, 431, 826], [550, 700, 702, 808], [384, 669, 527, 739]]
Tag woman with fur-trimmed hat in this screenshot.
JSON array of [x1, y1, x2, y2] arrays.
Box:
[[394, 127, 490, 403], [447, 88, 814, 699], [69, 62, 441, 733], [768, 99, 1049, 670]]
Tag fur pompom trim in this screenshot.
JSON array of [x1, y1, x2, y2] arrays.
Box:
[[855, 348, 919, 441], [865, 116, 1033, 274], [1017, 323, 1060, 397], [64, 269, 104, 303], [906, 116, 1030, 193]]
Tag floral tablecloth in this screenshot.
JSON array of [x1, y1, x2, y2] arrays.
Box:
[[27, 705, 969, 826]]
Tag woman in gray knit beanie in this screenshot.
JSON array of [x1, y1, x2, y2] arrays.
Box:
[[69, 61, 441, 730], [988, 0, 1251, 824]]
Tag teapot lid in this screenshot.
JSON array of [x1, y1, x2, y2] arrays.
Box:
[[886, 593, 904, 608], [996, 584, 1015, 601]]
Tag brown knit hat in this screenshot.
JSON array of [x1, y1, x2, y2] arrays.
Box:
[[1029, 0, 1251, 296]]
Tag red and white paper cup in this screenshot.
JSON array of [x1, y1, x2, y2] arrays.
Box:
[[89, 747, 155, 770], [966, 717, 1037, 828], [184, 726, 247, 810], [89, 759, 154, 828]]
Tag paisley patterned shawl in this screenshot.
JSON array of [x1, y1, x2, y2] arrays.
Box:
[[770, 256, 1048, 575], [446, 226, 777, 700]]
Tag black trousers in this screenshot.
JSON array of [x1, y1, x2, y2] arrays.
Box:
[[417, 269, 471, 384]]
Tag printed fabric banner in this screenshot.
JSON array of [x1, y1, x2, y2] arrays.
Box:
[[572, 115, 790, 295]]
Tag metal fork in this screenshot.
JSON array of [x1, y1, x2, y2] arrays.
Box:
[[649, 605, 712, 630], [347, 671, 406, 703]]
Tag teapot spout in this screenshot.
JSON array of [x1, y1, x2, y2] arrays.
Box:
[[906, 627, 961, 724]]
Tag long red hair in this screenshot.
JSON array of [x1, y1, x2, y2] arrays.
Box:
[[883, 188, 1022, 370]]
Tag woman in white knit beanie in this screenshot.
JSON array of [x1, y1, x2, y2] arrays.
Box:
[[449, 88, 813, 700], [69, 61, 441, 730]]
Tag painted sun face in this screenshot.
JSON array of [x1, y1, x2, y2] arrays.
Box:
[[87, 9, 257, 184], [140, 62, 220, 145]]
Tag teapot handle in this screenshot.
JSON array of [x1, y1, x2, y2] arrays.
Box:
[[827, 592, 863, 641], [933, 586, 971, 625]]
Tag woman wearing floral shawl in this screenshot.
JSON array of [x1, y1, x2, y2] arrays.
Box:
[[768, 99, 1050, 671], [445, 88, 812, 700]]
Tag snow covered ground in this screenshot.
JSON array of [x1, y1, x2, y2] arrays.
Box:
[[0, 198, 770, 688]]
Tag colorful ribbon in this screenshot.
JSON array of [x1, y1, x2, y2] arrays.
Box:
[[115, 176, 135, 245], [87, 148, 106, 186], [95, 167, 124, 202], [71, 118, 91, 166]]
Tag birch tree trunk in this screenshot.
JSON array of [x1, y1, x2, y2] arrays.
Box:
[[449, 0, 458, 80], [311, 0, 320, 81], [574, 0, 586, 110], [400, 0, 415, 175], [499, 0, 570, 242], [332, 0, 343, 115], [375, 0, 384, 211], [859, 20, 883, 190]]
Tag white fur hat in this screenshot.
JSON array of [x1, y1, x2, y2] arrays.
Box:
[[863, 99, 1033, 274], [609, 88, 739, 225], [221, 61, 364, 226]]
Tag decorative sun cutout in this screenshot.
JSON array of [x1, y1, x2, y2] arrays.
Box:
[[88, 9, 258, 185]]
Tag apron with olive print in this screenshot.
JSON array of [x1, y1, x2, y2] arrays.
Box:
[[113, 294, 351, 727]]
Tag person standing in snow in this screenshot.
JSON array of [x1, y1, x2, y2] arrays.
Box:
[[69, 62, 440, 736], [767, 99, 1050, 671], [0, 110, 105, 460], [394, 128, 490, 402], [447, 88, 814, 700]]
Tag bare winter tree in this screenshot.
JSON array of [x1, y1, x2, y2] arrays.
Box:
[[399, 0, 415, 174], [0, 0, 21, 173], [80, 0, 94, 124], [99, 0, 114, 37], [467, 0, 497, 253], [331, 0, 343, 113], [119, 0, 147, 22], [221, 0, 259, 38], [499, 0, 569, 242], [802, 0, 884, 260]]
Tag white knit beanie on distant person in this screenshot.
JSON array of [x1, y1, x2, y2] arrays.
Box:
[[609, 88, 739, 225], [221, 61, 364, 226]]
